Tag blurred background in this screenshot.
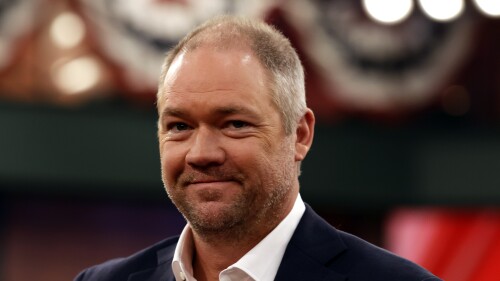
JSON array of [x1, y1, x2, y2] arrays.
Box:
[[1, 0, 499, 280]]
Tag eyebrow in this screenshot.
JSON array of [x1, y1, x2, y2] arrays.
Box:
[[213, 106, 259, 118], [161, 108, 187, 118], [160, 105, 260, 119]]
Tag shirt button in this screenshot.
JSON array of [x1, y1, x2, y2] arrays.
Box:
[[179, 271, 186, 281]]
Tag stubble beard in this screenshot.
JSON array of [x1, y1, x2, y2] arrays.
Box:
[[165, 166, 253, 242], [171, 186, 255, 243], [165, 159, 296, 244]]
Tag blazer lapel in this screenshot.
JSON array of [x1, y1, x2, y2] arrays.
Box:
[[275, 204, 347, 281], [127, 263, 174, 281], [128, 245, 176, 281]]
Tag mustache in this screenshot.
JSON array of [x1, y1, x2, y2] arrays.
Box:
[[178, 167, 244, 187]]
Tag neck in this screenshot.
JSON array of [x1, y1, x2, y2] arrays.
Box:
[[191, 220, 271, 280], [191, 236, 250, 281], [191, 192, 298, 280]]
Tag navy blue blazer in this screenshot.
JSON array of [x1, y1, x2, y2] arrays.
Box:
[[75, 205, 441, 281]]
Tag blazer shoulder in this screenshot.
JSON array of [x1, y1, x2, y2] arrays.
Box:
[[74, 236, 179, 281], [284, 204, 441, 281]]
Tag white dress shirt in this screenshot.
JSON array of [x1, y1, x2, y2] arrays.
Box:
[[171, 194, 306, 281]]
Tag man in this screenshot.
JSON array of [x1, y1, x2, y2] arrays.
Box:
[[75, 16, 441, 281]]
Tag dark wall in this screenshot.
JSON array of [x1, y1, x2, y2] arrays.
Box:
[[2, 100, 500, 208]]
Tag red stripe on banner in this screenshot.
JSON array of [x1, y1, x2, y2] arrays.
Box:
[[469, 215, 500, 281], [386, 209, 500, 281], [440, 212, 499, 281]]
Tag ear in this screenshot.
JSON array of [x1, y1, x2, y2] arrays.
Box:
[[295, 109, 315, 162]]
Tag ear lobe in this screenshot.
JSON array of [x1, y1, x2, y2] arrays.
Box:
[[295, 109, 315, 161]]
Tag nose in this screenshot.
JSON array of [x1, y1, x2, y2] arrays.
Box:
[[186, 127, 225, 168]]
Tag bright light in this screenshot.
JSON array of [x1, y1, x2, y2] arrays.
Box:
[[50, 12, 86, 49], [473, 0, 500, 17], [362, 0, 414, 24], [418, 0, 465, 22], [51, 56, 102, 94]]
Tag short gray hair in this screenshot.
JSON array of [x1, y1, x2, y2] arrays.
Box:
[[157, 15, 306, 134]]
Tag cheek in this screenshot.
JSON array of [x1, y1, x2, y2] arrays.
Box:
[[226, 139, 264, 163], [160, 143, 186, 183], [228, 139, 286, 176]]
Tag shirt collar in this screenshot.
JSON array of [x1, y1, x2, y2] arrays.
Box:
[[172, 194, 306, 281], [172, 224, 195, 281]]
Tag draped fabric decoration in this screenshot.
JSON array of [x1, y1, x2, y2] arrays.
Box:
[[76, 0, 235, 96], [0, 0, 40, 72], [0, 0, 498, 119], [0, 0, 42, 100], [74, 0, 277, 99], [0, 0, 276, 104], [274, 0, 476, 118]]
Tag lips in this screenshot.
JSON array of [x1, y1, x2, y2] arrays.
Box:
[[185, 179, 237, 188], [179, 173, 241, 188], [190, 178, 231, 184], [183, 179, 240, 202]]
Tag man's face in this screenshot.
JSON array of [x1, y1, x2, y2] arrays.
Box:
[[157, 46, 299, 237]]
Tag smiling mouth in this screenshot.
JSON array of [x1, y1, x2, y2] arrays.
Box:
[[185, 180, 240, 202], [181, 170, 241, 185], [187, 180, 235, 188]]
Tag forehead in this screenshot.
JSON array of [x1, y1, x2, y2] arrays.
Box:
[[159, 46, 273, 108], [167, 47, 264, 89]]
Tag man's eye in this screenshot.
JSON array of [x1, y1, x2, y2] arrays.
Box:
[[169, 123, 190, 132], [229, 120, 248, 129]]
